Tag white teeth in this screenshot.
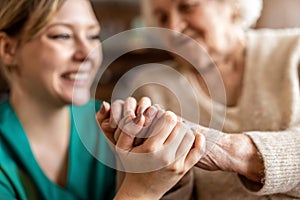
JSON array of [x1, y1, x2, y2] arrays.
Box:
[[66, 73, 89, 81]]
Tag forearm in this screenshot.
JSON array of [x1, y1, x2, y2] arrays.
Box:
[[197, 126, 300, 197], [114, 174, 161, 200], [198, 133, 264, 183], [222, 134, 264, 183], [117, 167, 194, 200]]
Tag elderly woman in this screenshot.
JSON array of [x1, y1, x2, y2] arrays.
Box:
[[126, 0, 300, 199]]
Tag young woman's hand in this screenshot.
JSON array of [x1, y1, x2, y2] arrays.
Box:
[[115, 111, 205, 199]]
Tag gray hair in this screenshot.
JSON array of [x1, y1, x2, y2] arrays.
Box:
[[141, 0, 263, 29], [239, 0, 262, 29]]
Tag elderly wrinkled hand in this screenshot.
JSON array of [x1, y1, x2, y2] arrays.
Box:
[[183, 121, 265, 184]]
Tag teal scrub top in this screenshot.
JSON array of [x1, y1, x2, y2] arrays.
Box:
[[0, 100, 116, 199]]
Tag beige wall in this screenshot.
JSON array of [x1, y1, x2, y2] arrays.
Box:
[[256, 0, 300, 28]]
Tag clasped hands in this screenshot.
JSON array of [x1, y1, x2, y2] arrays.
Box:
[[96, 97, 265, 198], [98, 97, 207, 170], [97, 97, 205, 199]]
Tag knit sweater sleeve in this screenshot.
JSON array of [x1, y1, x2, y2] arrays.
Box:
[[243, 127, 300, 197], [239, 30, 300, 197]]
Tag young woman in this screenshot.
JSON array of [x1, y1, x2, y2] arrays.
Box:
[[0, 0, 204, 199]]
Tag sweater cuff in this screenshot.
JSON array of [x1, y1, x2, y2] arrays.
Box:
[[241, 131, 300, 195]]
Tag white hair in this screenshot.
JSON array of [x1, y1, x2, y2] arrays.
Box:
[[141, 0, 263, 29], [239, 0, 263, 29]]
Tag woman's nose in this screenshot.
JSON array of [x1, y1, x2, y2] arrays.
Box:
[[166, 12, 186, 32], [73, 37, 92, 62]]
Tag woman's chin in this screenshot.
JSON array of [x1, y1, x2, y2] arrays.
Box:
[[70, 90, 91, 106]]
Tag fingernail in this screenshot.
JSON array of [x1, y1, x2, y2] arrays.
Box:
[[100, 104, 106, 114], [100, 101, 109, 114], [146, 106, 157, 118]]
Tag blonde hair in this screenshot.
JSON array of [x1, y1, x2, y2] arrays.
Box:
[[0, 0, 66, 86], [141, 0, 262, 29], [0, 0, 66, 42]]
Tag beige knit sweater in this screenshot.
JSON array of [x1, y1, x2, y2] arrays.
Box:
[[130, 29, 300, 199]]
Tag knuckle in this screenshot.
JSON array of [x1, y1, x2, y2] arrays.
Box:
[[178, 168, 186, 175], [176, 120, 183, 127], [161, 157, 171, 167], [143, 144, 158, 153], [169, 162, 185, 174], [175, 121, 185, 131], [186, 130, 195, 140], [164, 111, 177, 124]]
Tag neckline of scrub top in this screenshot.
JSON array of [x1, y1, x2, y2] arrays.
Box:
[[0, 100, 76, 196]]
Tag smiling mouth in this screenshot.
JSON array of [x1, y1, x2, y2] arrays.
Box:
[[170, 33, 200, 48], [62, 72, 90, 82]]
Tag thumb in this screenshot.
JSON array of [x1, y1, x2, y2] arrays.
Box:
[[96, 101, 110, 124]]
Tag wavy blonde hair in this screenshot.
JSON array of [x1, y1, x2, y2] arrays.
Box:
[[0, 0, 66, 86], [0, 0, 66, 42], [141, 0, 262, 29]]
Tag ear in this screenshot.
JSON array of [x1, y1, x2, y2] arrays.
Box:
[[0, 32, 18, 66]]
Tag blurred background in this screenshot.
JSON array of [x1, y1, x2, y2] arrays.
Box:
[[92, 0, 300, 102], [92, 0, 300, 40], [1, 0, 300, 103]]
